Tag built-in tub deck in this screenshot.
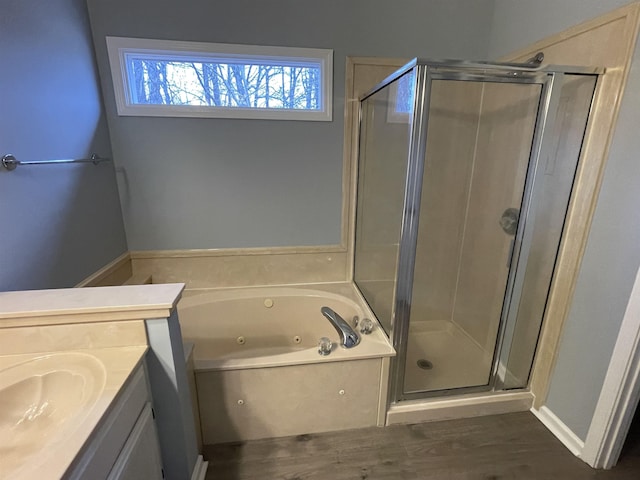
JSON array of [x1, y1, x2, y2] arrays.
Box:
[[177, 282, 395, 443]]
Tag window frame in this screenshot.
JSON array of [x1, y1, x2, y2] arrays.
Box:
[[105, 36, 333, 121]]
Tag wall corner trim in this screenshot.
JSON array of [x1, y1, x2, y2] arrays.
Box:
[[531, 405, 585, 457], [129, 245, 346, 259], [75, 251, 132, 287], [581, 265, 640, 469]]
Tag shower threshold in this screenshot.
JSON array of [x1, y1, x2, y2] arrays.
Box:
[[386, 389, 534, 426]]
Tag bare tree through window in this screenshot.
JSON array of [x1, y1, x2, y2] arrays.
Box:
[[128, 58, 322, 110]]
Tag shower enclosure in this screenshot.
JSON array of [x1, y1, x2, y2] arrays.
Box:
[[353, 59, 599, 403]]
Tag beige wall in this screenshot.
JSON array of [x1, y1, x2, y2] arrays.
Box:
[[450, 83, 539, 350], [410, 81, 483, 324], [410, 80, 540, 359], [503, 75, 597, 387]]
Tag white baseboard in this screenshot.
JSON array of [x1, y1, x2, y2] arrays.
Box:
[[191, 455, 208, 480], [531, 406, 585, 457]]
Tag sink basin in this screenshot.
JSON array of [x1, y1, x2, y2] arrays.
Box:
[[0, 352, 106, 478]]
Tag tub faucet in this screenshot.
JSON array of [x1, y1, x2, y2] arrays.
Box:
[[321, 306, 360, 348]]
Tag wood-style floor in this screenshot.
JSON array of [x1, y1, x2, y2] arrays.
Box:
[[204, 412, 640, 479]]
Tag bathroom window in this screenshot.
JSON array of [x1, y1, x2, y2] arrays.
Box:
[[106, 37, 333, 121], [387, 70, 415, 123]]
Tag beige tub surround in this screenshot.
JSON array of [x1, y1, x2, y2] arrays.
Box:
[[74, 252, 151, 288], [130, 247, 348, 289], [75, 252, 133, 288], [177, 282, 395, 443], [198, 357, 386, 443], [0, 346, 147, 480]]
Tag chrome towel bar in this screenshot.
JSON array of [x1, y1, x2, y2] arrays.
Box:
[[1, 153, 110, 171]]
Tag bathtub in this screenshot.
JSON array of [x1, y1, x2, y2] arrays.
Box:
[[177, 283, 395, 443]]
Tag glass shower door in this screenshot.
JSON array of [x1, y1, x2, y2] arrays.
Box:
[[354, 70, 415, 336], [399, 74, 545, 397], [354, 60, 599, 403]]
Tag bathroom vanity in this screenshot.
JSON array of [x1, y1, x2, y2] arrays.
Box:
[[0, 284, 206, 480], [66, 363, 163, 480]]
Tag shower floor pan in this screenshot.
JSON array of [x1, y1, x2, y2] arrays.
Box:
[[404, 320, 492, 393]]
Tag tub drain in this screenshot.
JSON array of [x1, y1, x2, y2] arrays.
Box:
[[417, 359, 433, 370]]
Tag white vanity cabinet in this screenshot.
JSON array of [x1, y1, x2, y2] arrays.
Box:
[[66, 363, 164, 480], [106, 403, 163, 480], [0, 284, 204, 479]]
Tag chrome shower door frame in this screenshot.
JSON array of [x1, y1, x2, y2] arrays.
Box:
[[388, 65, 559, 403], [490, 71, 564, 391]]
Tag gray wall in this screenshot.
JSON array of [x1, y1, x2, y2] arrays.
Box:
[[0, 0, 127, 291], [489, 0, 640, 441], [86, 0, 495, 250]]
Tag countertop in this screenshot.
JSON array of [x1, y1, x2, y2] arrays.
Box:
[[0, 346, 147, 480]]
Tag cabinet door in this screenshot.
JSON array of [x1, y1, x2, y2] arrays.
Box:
[[107, 403, 163, 480]]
